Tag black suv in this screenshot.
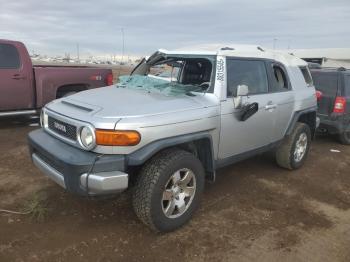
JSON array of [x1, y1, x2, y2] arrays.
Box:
[[310, 67, 350, 144]]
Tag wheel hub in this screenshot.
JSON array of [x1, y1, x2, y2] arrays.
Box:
[[294, 132, 308, 162], [172, 186, 181, 198], [161, 168, 196, 219]]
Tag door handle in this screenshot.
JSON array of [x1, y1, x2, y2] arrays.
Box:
[[12, 74, 26, 80], [265, 103, 277, 110]]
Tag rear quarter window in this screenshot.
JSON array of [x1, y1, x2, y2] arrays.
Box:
[[299, 67, 313, 86], [0, 43, 20, 69]]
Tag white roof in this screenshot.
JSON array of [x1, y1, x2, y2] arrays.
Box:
[[285, 48, 350, 61], [158, 43, 307, 67]]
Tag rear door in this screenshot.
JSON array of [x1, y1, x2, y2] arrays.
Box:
[[0, 42, 33, 111], [265, 61, 295, 141], [311, 71, 339, 116]]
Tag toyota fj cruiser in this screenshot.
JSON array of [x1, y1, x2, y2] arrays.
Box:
[[28, 44, 318, 232]]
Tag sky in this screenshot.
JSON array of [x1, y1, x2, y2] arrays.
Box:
[[0, 0, 349, 58]]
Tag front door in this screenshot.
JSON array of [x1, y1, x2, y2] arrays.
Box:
[[0, 42, 33, 111], [218, 58, 276, 159]]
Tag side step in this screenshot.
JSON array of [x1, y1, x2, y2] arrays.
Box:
[[0, 109, 38, 117]]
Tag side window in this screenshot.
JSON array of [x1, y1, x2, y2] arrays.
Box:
[[271, 64, 289, 92], [299, 66, 313, 87], [0, 44, 20, 69], [227, 59, 268, 97]]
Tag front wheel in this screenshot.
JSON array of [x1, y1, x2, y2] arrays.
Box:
[[132, 148, 205, 232], [276, 122, 311, 170]]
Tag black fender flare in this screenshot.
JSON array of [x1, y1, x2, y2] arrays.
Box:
[[126, 131, 216, 181], [285, 106, 317, 137]]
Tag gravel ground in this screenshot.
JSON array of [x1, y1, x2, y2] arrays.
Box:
[[0, 117, 349, 262]]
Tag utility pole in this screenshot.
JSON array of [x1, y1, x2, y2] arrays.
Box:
[[273, 38, 277, 50], [76, 43, 80, 63], [121, 28, 125, 64]]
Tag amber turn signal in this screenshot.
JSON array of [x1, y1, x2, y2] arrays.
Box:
[[95, 129, 141, 146]]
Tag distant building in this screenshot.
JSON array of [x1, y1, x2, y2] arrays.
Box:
[[285, 48, 350, 68]]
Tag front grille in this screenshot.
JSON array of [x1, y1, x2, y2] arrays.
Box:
[[48, 116, 77, 141]]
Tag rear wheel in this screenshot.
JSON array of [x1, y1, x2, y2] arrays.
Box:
[[276, 122, 311, 170], [132, 148, 205, 232], [338, 131, 350, 145]]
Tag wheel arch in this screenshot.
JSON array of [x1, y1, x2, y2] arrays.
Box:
[[56, 84, 88, 98], [286, 107, 317, 139], [127, 132, 216, 181]]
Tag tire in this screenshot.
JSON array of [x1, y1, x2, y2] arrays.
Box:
[[132, 148, 205, 232], [276, 122, 311, 170], [338, 131, 350, 145]]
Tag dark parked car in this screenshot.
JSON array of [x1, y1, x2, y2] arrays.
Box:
[[310, 67, 350, 144]]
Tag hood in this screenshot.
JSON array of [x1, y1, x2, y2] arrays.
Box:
[[53, 86, 210, 119]]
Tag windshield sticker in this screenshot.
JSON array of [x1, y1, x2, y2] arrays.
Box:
[[216, 58, 225, 82]]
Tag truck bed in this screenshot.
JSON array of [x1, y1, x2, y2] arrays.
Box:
[[33, 66, 113, 108]]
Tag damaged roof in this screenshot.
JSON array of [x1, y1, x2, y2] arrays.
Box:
[[158, 43, 308, 67]]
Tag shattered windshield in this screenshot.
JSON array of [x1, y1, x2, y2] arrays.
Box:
[[117, 75, 205, 96], [117, 55, 214, 96]]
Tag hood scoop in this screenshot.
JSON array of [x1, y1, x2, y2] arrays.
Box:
[[48, 97, 103, 119], [61, 100, 93, 112], [60, 97, 103, 113]]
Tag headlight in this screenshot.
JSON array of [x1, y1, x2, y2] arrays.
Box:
[[79, 126, 96, 150], [40, 109, 48, 128]]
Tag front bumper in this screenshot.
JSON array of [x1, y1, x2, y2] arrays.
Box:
[[28, 129, 128, 196]]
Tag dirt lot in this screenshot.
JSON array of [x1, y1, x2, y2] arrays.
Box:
[[0, 118, 350, 262]]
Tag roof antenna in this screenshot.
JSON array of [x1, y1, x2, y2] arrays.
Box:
[[257, 46, 265, 52], [221, 47, 234, 51]]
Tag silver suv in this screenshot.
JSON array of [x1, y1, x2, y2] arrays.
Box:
[[28, 44, 318, 232]]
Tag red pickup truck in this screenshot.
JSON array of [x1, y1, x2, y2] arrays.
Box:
[[0, 39, 113, 117]]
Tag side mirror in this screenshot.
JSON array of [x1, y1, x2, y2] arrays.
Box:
[[233, 85, 249, 109], [237, 84, 249, 96]]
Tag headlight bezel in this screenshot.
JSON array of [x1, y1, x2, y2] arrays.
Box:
[[78, 125, 96, 150]]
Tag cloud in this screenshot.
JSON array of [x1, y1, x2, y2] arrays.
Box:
[[0, 0, 349, 57]]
